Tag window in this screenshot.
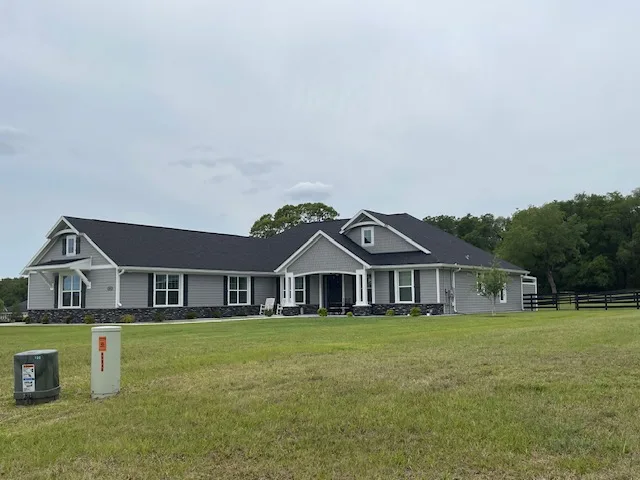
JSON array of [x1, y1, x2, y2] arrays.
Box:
[[65, 235, 77, 256], [155, 274, 181, 307], [396, 270, 414, 303], [228, 276, 249, 305], [499, 285, 507, 304], [361, 227, 374, 246], [60, 274, 81, 308], [294, 277, 305, 304], [367, 273, 373, 303]]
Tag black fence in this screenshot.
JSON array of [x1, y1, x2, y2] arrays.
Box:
[[523, 291, 640, 311]]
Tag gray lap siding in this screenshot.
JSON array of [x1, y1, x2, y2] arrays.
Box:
[[288, 237, 362, 274], [454, 271, 522, 313], [37, 235, 110, 266], [28, 269, 116, 310], [345, 226, 418, 254]]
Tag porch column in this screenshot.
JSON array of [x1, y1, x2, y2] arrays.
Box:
[[355, 269, 367, 306], [284, 273, 296, 306]]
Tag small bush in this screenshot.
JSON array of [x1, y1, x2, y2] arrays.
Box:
[[410, 307, 421, 317], [65, 315, 73, 324], [346, 311, 354, 317], [186, 311, 197, 320], [121, 314, 135, 324], [10, 304, 23, 322], [84, 315, 95, 324], [24, 316, 31, 324], [318, 307, 328, 317], [265, 309, 274, 317], [385, 309, 395, 316], [154, 311, 166, 322], [41, 314, 50, 324], [212, 309, 222, 318]]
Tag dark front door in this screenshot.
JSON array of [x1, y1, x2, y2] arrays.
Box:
[[325, 274, 342, 309]]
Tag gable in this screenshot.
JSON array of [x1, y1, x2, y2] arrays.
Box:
[[288, 236, 364, 274], [345, 226, 419, 254], [34, 235, 111, 266]]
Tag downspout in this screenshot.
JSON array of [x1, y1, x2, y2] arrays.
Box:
[[116, 269, 125, 307], [452, 265, 461, 314]]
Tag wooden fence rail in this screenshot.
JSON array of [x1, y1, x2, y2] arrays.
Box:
[[523, 290, 640, 311]]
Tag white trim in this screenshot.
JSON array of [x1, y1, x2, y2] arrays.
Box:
[[52, 229, 76, 238], [274, 230, 371, 273], [361, 227, 375, 247], [294, 276, 306, 304], [436, 268, 441, 303], [520, 275, 524, 311], [370, 270, 376, 304], [370, 263, 529, 275], [46, 216, 78, 238], [339, 210, 385, 233], [27, 273, 31, 310], [344, 221, 379, 230], [74, 269, 92, 289], [65, 235, 78, 256], [451, 268, 458, 313], [79, 232, 119, 268], [121, 266, 275, 276], [116, 268, 125, 307], [227, 275, 251, 306], [499, 284, 508, 304], [36, 271, 54, 290], [24, 258, 92, 272], [383, 224, 432, 255], [395, 270, 415, 304], [58, 273, 83, 309], [153, 273, 184, 307]]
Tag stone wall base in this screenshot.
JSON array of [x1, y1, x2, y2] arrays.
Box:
[[27, 305, 261, 324], [357, 304, 444, 316]]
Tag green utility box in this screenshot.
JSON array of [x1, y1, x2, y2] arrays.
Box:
[[14, 349, 60, 406]]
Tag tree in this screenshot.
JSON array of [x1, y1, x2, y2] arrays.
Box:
[[497, 203, 586, 294], [423, 214, 509, 253], [250, 203, 339, 238], [476, 262, 509, 316], [0, 298, 4, 312], [0, 277, 28, 308]]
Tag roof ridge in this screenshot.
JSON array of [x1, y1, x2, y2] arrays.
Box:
[[64, 216, 260, 240]]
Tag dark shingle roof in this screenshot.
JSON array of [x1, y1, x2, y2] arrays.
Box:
[[36, 258, 90, 266], [64, 212, 526, 273]]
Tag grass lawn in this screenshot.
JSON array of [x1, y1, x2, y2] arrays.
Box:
[[2, 311, 640, 479]]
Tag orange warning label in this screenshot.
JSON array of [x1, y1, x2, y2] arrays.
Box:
[[98, 336, 107, 352]]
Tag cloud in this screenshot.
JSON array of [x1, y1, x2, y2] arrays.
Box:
[[0, 126, 27, 156], [285, 181, 333, 201], [206, 174, 230, 184], [171, 155, 281, 177]]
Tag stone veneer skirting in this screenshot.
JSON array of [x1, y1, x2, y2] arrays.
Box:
[[27, 303, 443, 323], [27, 306, 262, 324]]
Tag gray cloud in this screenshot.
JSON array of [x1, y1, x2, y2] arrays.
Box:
[[0, 142, 17, 156], [0, 126, 27, 156], [285, 181, 333, 201], [206, 174, 231, 184], [171, 155, 282, 178]]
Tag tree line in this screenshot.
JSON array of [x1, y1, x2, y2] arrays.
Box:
[[253, 190, 640, 294]]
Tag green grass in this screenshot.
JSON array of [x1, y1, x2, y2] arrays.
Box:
[[2, 311, 640, 479]]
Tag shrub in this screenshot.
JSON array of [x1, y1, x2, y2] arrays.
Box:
[[318, 307, 328, 317], [154, 311, 166, 322], [65, 315, 73, 324], [410, 307, 421, 317], [84, 315, 95, 324], [265, 309, 274, 317], [10, 304, 23, 322], [346, 311, 354, 317], [121, 314, 135, 324], [385, 309, 395, 316], [41, 314, 50, 325], [24, 316, 31, 324], [186, 311, 197, 320], [212, 309, 222, 318]]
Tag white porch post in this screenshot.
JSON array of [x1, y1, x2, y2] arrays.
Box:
[[355, 269, 367, 306], [284, 273, 295, 306]]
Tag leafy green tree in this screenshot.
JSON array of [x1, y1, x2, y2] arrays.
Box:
[[497, 203, 586, 294], [0, 277, 28, 308], [424, 214, 509, 253], [476, 262, 509, 316], [0, 298, 5, 311], [250, 203, 339, 238]]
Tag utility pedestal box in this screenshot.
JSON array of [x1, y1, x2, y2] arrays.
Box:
[[14, 349, 60, 406], [91, 326, 121, 399]]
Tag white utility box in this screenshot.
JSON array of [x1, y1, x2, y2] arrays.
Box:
[[91, 325, 121, 399]]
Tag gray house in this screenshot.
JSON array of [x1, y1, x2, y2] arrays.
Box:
[[22, 210, 534, 322]]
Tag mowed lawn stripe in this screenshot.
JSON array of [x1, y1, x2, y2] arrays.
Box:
[[1, 311, 640, 479]]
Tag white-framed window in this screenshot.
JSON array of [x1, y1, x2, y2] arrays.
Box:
[[65, 235, 77, 256], [60, 274, 82, 308], [367, 273, 373, 303], [294, 276, 305, 304], [228, 276, 249, 305], [361, 227, 374, 246], [395, 270, 414, 303], [154, 273, 182, 307], [499, 285, 507, 304]]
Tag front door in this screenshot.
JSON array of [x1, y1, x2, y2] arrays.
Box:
[[325, 274, 342, 308]]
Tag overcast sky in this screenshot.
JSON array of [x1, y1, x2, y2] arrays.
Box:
[[1, 0, 639, 277]]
